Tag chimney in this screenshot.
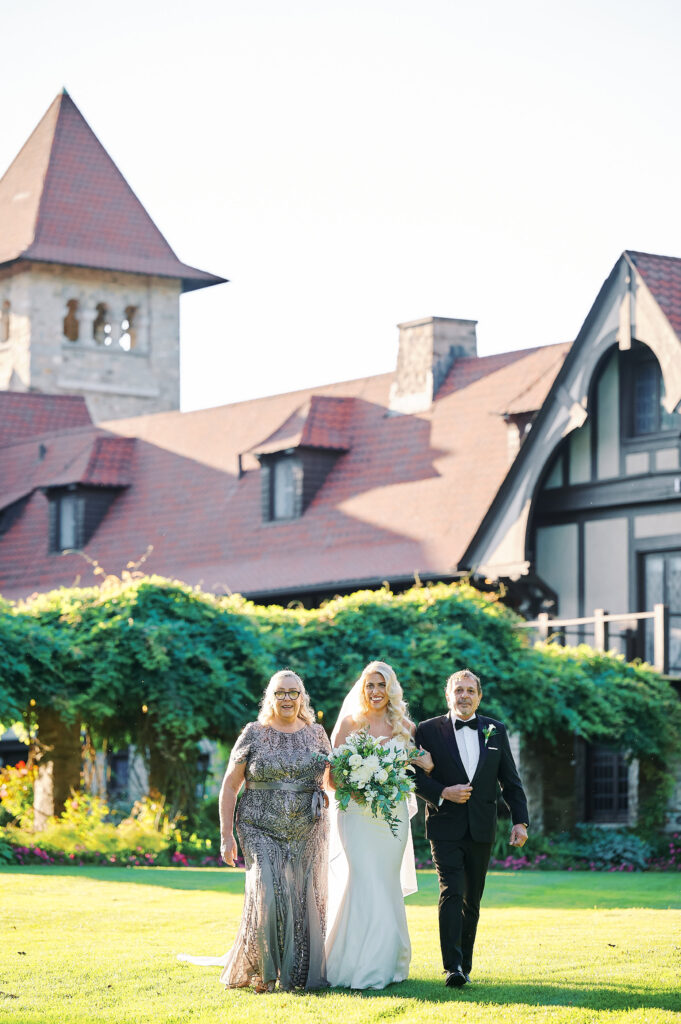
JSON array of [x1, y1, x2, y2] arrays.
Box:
[[389, 316, 477, 414]]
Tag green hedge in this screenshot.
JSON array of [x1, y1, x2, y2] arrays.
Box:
[[1, 576, 680, 824]]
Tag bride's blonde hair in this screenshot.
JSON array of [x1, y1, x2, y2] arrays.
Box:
[[352, 660, 412, 744]]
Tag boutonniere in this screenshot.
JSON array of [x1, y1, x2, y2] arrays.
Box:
[[483, 724, 496, 745]]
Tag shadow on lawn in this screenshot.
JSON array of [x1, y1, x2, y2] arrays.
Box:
[[4, 866, 680, 909], [319, 978, 681, 1013], [1, 865, 243, 893]]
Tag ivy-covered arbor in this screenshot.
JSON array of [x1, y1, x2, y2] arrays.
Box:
[[1, 577, 680, 831]]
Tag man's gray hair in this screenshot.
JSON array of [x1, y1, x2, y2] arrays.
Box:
[[445, 668, 482, 701]]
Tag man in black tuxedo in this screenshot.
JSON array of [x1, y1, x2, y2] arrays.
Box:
[[414, 668, 528, 988]]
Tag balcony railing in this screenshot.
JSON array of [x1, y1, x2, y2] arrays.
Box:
[[515, 603, 669, 674]]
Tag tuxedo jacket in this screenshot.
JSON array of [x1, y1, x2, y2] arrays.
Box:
[[414, 713, 529, 844]]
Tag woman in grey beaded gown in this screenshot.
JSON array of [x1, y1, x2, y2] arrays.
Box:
[[217, 670, 331, 992]]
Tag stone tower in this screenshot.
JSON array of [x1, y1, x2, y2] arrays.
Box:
[[0, 91, 225, 421]]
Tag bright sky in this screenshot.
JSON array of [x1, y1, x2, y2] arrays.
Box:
[[3, 0, 681, 411]]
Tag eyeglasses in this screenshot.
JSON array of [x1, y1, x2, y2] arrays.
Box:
[[274, 690, 301, 701]]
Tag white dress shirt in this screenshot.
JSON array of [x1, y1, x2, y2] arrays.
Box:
[[452, 712, 479, 781]]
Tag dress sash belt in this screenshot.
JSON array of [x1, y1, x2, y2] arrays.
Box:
[[245, 781, 326, 818]]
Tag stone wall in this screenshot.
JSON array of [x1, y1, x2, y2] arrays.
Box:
[[389, 316, 478, 414], [0, 263, 181, 421]]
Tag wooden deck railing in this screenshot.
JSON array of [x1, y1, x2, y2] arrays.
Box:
[[514, 603, 669, 674]]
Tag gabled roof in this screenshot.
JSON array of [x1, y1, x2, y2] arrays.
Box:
[[0, 91, 226, 292], [460, 249, 681, 577], [627, 251, 681, 339], [251, 395, 355, 455]]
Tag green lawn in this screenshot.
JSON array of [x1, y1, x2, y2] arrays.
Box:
[[1, 867, 679, 1024]]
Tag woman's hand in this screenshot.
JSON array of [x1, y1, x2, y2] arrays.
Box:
[[412, 748, 434, 773], [220, 833, 238, 866]]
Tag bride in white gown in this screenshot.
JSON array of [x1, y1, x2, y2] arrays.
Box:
[[325, 661, 434, 989]]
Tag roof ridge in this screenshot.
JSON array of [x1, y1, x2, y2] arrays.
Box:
[[0, 423, 100, 452], [626, 249, 681, 266], [105, 370, 396, 425]]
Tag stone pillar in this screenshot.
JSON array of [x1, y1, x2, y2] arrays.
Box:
[[518, 731, 579, 833]]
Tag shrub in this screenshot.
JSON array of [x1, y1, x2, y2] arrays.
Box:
[[0, 761, 37, 828], [489, 825, 662, 871]]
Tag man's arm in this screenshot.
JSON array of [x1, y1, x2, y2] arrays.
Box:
[[413, 723, 445, 807], [496, 724, 529, 829]]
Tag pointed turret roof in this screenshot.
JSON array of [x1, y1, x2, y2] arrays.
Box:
[[0, 90, 226, 291]]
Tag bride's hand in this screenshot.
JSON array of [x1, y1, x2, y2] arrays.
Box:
[[220, 833, 238, 866], [412, 749, 434, 773]]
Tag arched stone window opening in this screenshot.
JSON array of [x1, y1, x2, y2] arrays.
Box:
[[119, 305, 138, 352], [0, 300, 11, 344], [63, 299, 80, 342], [93, 303, 113, 346]]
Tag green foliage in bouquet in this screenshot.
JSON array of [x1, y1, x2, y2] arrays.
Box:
[[328, 731, 417, 836]]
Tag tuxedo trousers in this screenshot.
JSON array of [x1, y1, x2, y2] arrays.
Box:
[[429, 833, 492, 974]]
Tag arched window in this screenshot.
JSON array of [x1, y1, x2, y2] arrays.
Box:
[[119, 305, 138, 351], [93, 303, 112, 346], [0, 300, 10, 344], [628, 352, 680, 435], [63, 299, 80, 342]]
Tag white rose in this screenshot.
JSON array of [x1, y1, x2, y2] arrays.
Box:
[[364, 755, 380, 773], [348, 753, 363, 767], [375, 768, 388, 783]]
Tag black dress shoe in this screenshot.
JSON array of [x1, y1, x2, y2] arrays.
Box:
[[445, 969, 468, 988]]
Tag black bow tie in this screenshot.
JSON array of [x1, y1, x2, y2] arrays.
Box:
[[455, 718, 477, 731]]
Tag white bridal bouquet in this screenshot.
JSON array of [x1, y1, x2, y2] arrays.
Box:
[[328, 731, 419, 836]]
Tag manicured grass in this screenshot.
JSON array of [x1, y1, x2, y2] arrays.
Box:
[[1, 867, 679, 1023]]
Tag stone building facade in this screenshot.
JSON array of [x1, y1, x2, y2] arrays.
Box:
[[0, 90, 225, 421]]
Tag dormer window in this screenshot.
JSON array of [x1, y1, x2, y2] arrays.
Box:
[[50, 489, 84, 552], [250, 396, 353, 524], [258, 454, 302, 522], [272, 457, 298, 519], [48, 481, 127, 554]]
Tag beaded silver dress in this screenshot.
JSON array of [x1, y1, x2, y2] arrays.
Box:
[[220, 721, 331, 991]]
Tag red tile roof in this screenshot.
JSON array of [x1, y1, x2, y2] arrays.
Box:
[[627, 251, 681, 339], [0, 392, 92, 446], [0, 427, 134, 514], [252, 396, 355, 454], [83, 436, 135, 486], [0, 343, 569, 601], [0, 91, 226, 292], [495, 344, 572, 415]]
